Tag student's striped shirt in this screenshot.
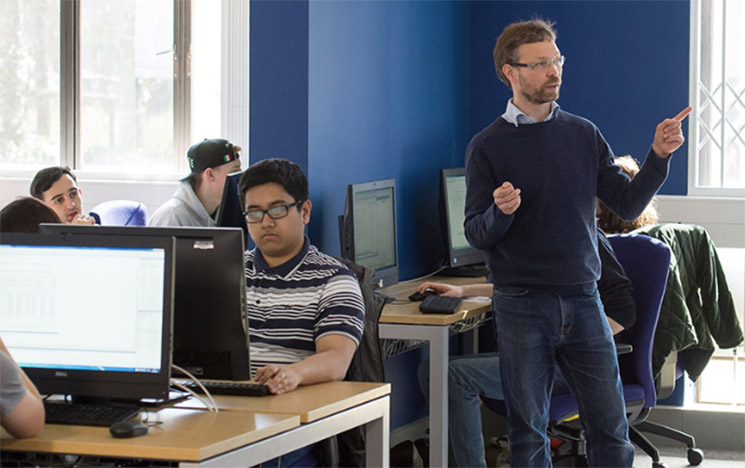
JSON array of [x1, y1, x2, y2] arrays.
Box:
[[244, 239, 365, 376]]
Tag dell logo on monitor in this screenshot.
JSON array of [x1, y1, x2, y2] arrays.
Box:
[[55, 371, 68, 377]]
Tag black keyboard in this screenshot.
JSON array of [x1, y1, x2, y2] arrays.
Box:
[[419, 295, 463, 314], [173, 379, 271, 397], [44, 402, 139, 427]]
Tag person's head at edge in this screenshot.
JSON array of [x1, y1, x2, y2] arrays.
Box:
[[29, 166, 93, 224], [597, 156, 660, 234], [185, 138, 243, 216], [238, 158, 311, 268], [494, 19, 562, 117], [0, 197, 62, 233]]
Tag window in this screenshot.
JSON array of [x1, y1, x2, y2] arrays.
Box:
[[0, 0, 247, 179], [689, 0, 745, 195]]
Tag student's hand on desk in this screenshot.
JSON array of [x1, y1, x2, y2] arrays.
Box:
[[255, 365, 301, 395], [417, 282, 464, 297], [652, 106, 691, 158], [493, 181, 520, 215]]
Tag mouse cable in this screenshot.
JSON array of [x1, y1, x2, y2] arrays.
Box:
[[170, 364, 219, 413]]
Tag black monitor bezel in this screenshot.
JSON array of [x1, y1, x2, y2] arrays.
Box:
[[0, 232, 175, 402], [216, 171, 250, 239], [339, 178, 398, 289], [440, 168, 485, 268], [39, 224, 250, 381]]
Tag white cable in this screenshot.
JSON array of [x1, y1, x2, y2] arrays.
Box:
[[171, 364, 219, 413], [170, 381, 217, 413]]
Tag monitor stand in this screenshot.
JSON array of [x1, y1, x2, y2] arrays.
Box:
[[437, 264, 489, 278]]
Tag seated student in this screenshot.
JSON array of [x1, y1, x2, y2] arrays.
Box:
[[238, 158, 365, 466], [416, 229, 635, 468], [1, 337, 45, 438], [149, 138, 242, 227], [29, 166, 98, 225], [596, 156, 742, 380], [0, 197, 61, 233]]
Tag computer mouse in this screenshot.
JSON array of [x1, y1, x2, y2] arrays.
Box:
[[408, 288, 438, 302], [109, 420, 148, 438]]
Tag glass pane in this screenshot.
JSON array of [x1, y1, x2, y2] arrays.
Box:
[[79, 0, 174, 173], [0, 0, 60, 169], [697, 357, 745, 405], [191, 0, 222, 143], [724, 0, 745, 188]]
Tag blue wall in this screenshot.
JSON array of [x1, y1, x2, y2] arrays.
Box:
[[308, 0, 468, 280], [467, 0, 690, 195], [249, 0, 309, 173]]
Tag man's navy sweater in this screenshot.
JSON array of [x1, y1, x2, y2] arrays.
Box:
[[464, 109, 670, 289]]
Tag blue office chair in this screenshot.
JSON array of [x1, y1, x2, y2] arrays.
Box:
[[90, 200, 148, 226], [482, 234, 677, 467]]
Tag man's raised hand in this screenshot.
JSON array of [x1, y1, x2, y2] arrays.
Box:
[[652, 106, 692, 158]]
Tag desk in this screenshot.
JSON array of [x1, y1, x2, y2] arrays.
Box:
[[0, 408, 298, 464], [379, 277, 491, 468], [1, 382, 391, 467]]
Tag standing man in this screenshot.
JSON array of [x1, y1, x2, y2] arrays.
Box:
[[30, 166, 97, 225], [148, 138, 242, 227], [464, 19, 689, 466]]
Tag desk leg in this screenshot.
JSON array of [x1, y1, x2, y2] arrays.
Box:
[[430, 325, 449, 468], [378, 324, 449, 468], [366, 396, 390, 467]]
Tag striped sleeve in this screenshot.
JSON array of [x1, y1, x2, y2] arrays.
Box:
[[314, 270, 365, 345]]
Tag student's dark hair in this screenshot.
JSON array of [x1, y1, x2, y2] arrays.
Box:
[[597, 156, 659, 234], [238, 158, 308, 210], [0, 197, 62, 233], [29, 166, 77, 200], [493, 18, 557, 87]]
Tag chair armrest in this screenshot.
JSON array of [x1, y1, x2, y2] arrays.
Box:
[[615, 343, 633, 355]]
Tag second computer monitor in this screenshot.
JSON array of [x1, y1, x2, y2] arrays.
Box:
[[440, 168, 486, 273], [339, 178, 398, 288]]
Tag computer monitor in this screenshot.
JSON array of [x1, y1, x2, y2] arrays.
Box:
[[439, 168, 487, 276], [40, 224, 250, 381], [0, 233, 174, 402], [216, 171, 249, 240], [339, 178, 398, 288]]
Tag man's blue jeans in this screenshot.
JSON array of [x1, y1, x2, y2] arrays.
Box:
[[494, 284, 633, 467], [417, 353, 570, 467]]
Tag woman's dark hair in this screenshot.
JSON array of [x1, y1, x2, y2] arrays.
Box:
[[0, 197, 62, 233]]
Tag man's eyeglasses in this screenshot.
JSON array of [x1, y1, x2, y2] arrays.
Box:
[[509, 55, 565, 71], [243, 200, 305, 224]]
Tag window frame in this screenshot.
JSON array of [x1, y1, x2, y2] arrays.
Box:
[[0, 0, 248, 183], [688, 0, 745, 197]]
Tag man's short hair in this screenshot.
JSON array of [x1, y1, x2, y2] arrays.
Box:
[[238, 158, 308, 210], [493, 18, 557, 87], [30, 166, 77, 200]]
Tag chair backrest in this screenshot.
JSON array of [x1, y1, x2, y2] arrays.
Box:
[[608, 233, 671, 408], [91, 200, 148, 226]]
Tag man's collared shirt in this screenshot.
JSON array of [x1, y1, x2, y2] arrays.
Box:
[[501, 99, 560, 127]]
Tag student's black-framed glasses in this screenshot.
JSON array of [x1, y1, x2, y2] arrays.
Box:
[[243, 200, 305, 224]]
